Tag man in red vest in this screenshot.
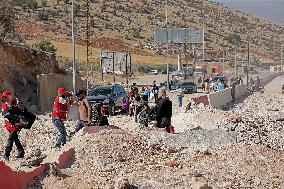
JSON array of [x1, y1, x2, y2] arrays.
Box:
[[52, 88, 69, 149], [1, 91, 24, 160]]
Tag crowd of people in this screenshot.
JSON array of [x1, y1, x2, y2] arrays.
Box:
[[125, 82, 173, 129], [1, 84, 173, 160]]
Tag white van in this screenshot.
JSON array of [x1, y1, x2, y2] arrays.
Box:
[[150, 70, 158, 75]]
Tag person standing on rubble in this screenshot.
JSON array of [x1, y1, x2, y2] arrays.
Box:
[[156, 89, 172, 133], [71, 90, 91, 134], [52, 88, 69, 149], [1, 91, 25, 160]]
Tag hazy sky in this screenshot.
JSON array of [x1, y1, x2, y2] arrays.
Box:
[[213, 0, 284, 24]]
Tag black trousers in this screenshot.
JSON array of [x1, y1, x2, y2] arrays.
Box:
[[5, 130, 24, 157], [157, 117, 171, 133]]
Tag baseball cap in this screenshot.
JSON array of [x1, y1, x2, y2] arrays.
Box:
[[57, 88, 67, 93], [1, 91, 11, 98]]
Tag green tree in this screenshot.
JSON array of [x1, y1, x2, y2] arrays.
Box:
[[42, 0, 48, 7], [101, 3, 107, 12], [26, 0, 38, 10], [132, 27, 142, 38], [228, 33, 241, 45], [32, 40, 57, 54], [38, 10, 49, 21], [74, 4, 80, 16]]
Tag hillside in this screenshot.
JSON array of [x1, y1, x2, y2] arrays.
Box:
[[11, 0, 284, 64]]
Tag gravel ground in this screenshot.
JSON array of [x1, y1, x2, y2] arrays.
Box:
[[0, 75, 283, 189]]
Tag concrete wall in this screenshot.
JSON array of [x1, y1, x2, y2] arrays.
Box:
[[235, 84, 248, 99], [37, 73, 84, 113], [208, 88, 232, 109]]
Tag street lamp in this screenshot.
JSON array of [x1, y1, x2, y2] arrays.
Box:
[[72, 0, 76, 92]]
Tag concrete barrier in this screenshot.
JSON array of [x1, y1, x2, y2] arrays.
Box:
[[37, 73, 84, 113], [83, 125, 120, 134], [58, 148, 75, 169], [0, 147, 77, 188], [0, 161, 45, 189], [208, 88, 232, 109], [191, 95, 209, 106], [235, 84, 248, 99]]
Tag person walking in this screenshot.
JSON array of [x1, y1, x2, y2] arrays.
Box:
[[1, 91, 24, 160], [71, 90, 91, 134], [152, 83, 159, 102], [52, 88, 69, 149], [177, 87, 184, 108], [156, 89, 172, 133], [142, 86, 149, 102]]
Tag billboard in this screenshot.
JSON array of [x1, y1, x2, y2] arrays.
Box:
[[100, 51, 131, 74], [154, 28, 203, 44]]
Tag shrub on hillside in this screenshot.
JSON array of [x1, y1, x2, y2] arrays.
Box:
[[42, 0, 47, 7], [32, 40, 57, 54], [38, 10, 49, 21]]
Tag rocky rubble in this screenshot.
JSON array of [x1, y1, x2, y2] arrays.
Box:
[[1, 76, 284, 188], [222, 93, 284, 150]]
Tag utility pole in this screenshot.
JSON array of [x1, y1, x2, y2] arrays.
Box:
[[86, 0, 91, 94], [234, 47, 237, 78], [72, 0, 76, 92], [281, 44, 283, 71], [166, 0, 170, 90], [247, 40, 250, 86], [113, 52, 115, 83], [202, 18, 205, 62], [222, 47, 225, 76]]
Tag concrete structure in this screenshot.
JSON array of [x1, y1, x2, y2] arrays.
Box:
[[37, 73, 83, 113], [208, 88, 232, 109], [235, 84, 248, 99]]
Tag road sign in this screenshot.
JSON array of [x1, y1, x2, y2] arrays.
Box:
[[154, 28, 203, 44]]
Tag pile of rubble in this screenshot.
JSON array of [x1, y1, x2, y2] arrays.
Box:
[[221, 92, 284, 150]]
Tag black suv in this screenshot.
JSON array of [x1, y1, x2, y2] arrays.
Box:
[[87, 84, 127, 115]]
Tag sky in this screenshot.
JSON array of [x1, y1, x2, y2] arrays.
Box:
[[213, 0, 284, 24]]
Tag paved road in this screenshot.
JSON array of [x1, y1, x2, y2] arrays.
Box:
[[264, 75, 284, 94]]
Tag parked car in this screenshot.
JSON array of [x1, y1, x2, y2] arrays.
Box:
[[150, 70, 158, 75], [180, 82, 197, 94], [172, 70, 185, 78], [87, 84, 127, 115]]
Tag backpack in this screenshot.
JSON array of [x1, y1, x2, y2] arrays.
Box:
[[3, 106, 36, 129]]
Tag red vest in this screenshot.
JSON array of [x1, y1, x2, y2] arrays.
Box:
[[2, 101, 19, 132], [52, 96, 68, 120]]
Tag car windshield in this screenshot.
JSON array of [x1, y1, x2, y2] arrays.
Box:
[[90, 88, 112, 96], [181, 82, 194, 86]]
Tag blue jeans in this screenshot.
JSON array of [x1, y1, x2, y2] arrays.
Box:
[[178, 96, 183, 108], [75, 120, 87, 132], [52, 118, 66, 147]]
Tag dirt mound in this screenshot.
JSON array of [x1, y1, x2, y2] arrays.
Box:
[[0, 40, 64, 107]]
